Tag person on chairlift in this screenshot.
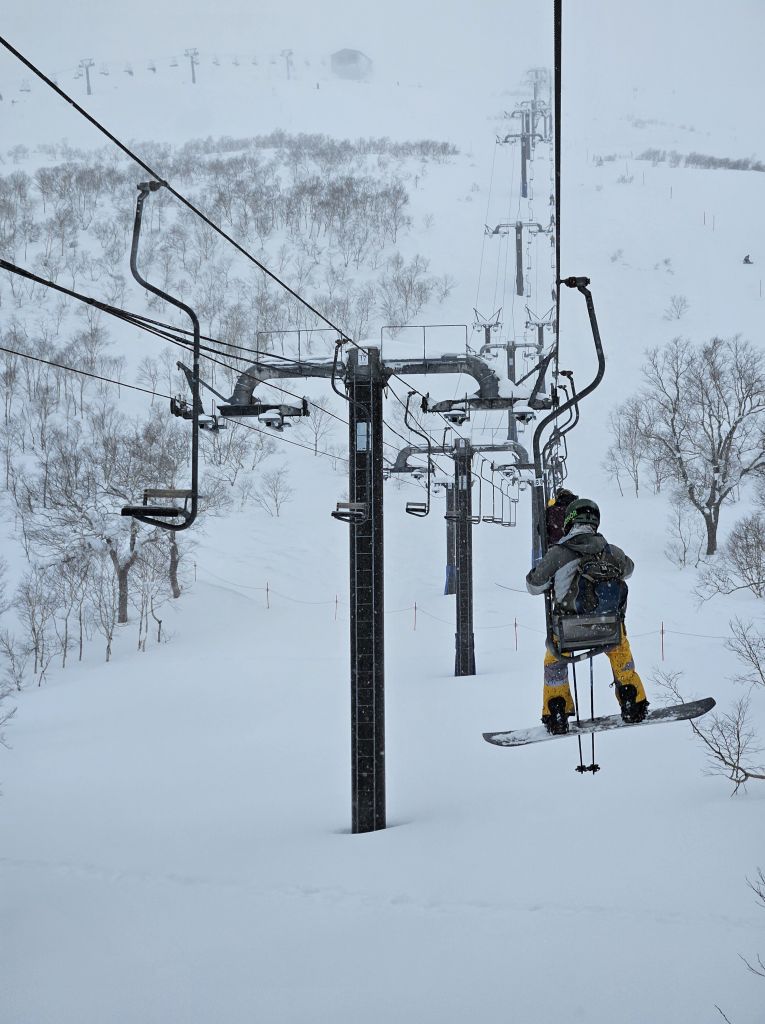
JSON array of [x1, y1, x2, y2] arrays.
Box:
[[525, 497, 649, 735], [544, 486, 577, 547]]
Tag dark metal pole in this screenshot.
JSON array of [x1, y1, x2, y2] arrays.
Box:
[[453, 438, 476, 676], [444, 483, 456, 595], [347, 348, 386, 833], [515, 223, 525, 296]]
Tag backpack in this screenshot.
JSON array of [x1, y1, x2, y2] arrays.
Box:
[[560, 541, 628, 615]]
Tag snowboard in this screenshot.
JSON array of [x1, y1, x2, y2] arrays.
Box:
[[483, 697, 716, 748]]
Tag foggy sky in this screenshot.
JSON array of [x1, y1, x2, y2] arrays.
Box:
[[2, 0, 764, 131]]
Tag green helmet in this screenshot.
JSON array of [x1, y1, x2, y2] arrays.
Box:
[[563, 497, 600, 533]]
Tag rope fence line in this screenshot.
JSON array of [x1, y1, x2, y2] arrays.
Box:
[[195, 566, 730, 655]]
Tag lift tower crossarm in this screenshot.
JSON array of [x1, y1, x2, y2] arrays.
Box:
[[383, 353, 501, 400], [223, 355, 341, 412]]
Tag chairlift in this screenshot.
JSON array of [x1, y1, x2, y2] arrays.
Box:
[[499, 483, 517, 527], [329, 339, 370, 526], [121, 181, 200, 532], [218, 397, 308, 422], [199, 412, 226, 431], [332, 501, 367, 523], [443, 406, 470, 426], [533, 277, 612, 661], [403, 391, 432, 518], [553, 608, 622, 655], [468, 470, 482, 524], [259, 409, 289, 430], [125, 488, 196, 523], [480, 463, 500, 524]]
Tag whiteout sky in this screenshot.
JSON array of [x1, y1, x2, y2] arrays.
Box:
[[2, 0, 764, 127]]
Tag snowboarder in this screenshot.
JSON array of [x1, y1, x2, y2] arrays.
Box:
[[743, 254, 754, 264], [525, 497, 649, 734]]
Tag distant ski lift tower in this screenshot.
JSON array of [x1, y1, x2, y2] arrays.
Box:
[[78, 58, 95, 96], [184, 48, 199, 84], [452, 438, 476, 676], [281, 49, 294, 80]]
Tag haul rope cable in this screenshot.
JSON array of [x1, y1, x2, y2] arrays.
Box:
[[0, 257, 434, 480], [0, 36, 494, 454], [0, 256, 352, 428], [0, 340, 375, 470], [2, 38, 535, 519]]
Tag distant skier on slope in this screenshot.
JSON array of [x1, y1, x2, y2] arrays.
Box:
[[525, 497, 649, 735]]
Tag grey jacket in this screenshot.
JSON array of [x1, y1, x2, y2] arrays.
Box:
[[525, 524, 634, 611]]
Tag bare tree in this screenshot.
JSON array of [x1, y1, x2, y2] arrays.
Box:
[[301, 397, 338, 455], [663, 294, 690, 320], [741, 869, 765, 978], [15, 566, 58, 684], [625, 337, 765, 554], [254, 465, 294, 517], [0, 629, 27, 693], [131, 539, 171, 650], [697, 514, 765, 599], [665, 490, 705, 568], [604, 396, 646, 497], [91, 555, 118, 662], [726, 618, 765, 689], [656, 669, 765, 793]]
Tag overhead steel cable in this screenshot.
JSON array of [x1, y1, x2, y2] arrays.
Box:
[[0, 343, 168, 398], [0, 259, 429, 476], [0, 340, 431, 481], [0, 255, 351, 427], [553, 0, 562, 368], [0, 34, 352, 344], [0, 38, 488, 458]]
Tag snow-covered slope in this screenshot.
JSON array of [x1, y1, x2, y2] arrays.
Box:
[[2, 5, 765, 1023]]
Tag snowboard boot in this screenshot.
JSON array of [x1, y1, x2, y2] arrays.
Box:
[[543, 696, 570, 735], [617, 683, 649, 724]]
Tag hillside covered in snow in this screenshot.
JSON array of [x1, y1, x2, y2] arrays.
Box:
[[2, 3, 765, 1022]]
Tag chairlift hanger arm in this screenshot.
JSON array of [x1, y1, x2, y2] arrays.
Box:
[[403, 391, 432, 517], [121, 181, 199, 532], [176, 360, 228, 403], [532, 278, 604, 504]]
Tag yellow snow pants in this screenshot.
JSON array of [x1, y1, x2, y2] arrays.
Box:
[[542, 626, 647, 718]]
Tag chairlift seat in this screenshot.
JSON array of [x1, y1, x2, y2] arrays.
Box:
[[121, 505, 188, 519], [405, 501, 428, 517], [142, 488, 194, 500], [332, 501, 367, 523], [121, 486, 195, 521], [553, 610, 622, 654]]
